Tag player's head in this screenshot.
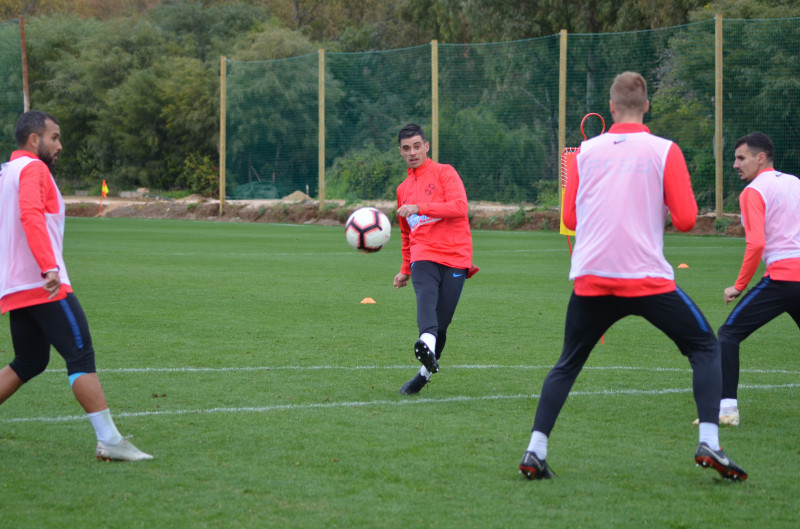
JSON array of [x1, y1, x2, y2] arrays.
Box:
[[733, 132, 774, 182], [398, 123, 429, 169], [609, 72, 649, 122], [15, 110, 62, 170], [398, 123, 427, 144]]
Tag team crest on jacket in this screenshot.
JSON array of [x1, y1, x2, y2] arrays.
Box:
[[425, 184, 435, 195]]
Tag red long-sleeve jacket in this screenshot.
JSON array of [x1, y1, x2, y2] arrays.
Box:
[[396, 158, 472, 275]]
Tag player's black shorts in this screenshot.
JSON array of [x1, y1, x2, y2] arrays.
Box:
[[8, 293, 96, 382]]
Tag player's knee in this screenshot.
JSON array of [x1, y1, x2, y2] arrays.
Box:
[[9, 357, 49, 382], [65, 348, 96, 377]]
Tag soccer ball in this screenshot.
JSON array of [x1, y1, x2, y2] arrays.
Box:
[[345, 207, 391, 253]]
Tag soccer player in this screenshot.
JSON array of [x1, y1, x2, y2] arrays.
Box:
[[393, 123, 477, 395], [0, 110, 152, 461], [518, 72, 746, 481], [715, 132, 800, 426]]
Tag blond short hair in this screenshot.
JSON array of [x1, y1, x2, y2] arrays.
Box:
[[609, 72, 648, 114]]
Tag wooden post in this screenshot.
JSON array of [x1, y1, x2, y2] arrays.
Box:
[[558, 30, 568, 201], [219, 56, 226, 215], [431, 40, 439, 161], [714, 15, 723, 219], [19, 15, 29, 111], [318, 49, 326, 210]]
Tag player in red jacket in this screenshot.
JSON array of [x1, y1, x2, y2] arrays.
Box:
[[0, 110, 152, 461], [393, 123, 477, 394]]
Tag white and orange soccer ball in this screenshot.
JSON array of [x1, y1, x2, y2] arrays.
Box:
[[345, 207, 391, 253]]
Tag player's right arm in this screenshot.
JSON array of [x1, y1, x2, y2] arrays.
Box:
[[396, 183, 412, 277], [731, 188, 766, 294], [562, 155, 578, 230]]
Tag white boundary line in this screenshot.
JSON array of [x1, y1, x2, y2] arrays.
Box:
[[37, 365, 800, 375], [2, 382, 798, 425]]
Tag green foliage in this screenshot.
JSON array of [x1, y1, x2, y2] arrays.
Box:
[[179, 153, 219, 197], [532, 179, 561, 208], [715, 215, 734, 234], [649, 86, 716, 209], [504, 205, 528, 230], [325, 144, 406, 200], [224, 27, 321, 198], [25, 3, 262, 192], [0, 20, 22, 161], [11, 0, 800, 209], [651, 16, 800, 204], [440, 106, 546, 203]]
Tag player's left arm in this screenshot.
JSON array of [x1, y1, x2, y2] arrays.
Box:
[[663, 143, 698, 232], [417, 166, 468, 219], [18, 162, 60, 275]]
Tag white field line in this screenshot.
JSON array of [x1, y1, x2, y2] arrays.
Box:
[[2, 377, 798, 424], [37, 365, 800, 375]]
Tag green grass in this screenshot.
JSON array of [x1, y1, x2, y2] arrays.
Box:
[[0, 218, 798, 528]]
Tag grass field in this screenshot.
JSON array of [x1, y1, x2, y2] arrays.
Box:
[[1, 217, 798, 528]]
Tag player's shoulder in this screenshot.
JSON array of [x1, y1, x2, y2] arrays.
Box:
[[432, 160, 461, 180]]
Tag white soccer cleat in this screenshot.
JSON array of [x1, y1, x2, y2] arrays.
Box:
[[96, 438, 154, 461], [692, 410, 739, 427], [719, 411, 740, 426]]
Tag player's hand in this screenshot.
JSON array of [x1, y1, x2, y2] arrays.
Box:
[[723, 286, 741, 305], [43, 271, 61, 299], [394, 272, 410, 289], [396, 204, 419, 218]]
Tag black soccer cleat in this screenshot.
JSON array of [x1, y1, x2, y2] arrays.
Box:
[[518, 451, 555, 480], [414, 340, 439, 374], [694, 442, 748, 481], [398, 373, 429, 395]]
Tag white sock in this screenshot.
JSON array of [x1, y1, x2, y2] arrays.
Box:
[[720, 398, 738, 415], [87, 408, 123, 445], [419, 366, 432, 379], [419, 332, 436, 356], [698, 422, 720, 450], [527, 430, 548, 460]]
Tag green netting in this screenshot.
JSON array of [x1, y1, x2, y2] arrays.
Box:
[[566, 22, 718, 207], [224, 53, 319, 199], [721, 18, 800, 208], [223, 17, 800, 210], [324, 45, 432, 201], [439, 37, 559, 203], [0, 19, 23, 161]]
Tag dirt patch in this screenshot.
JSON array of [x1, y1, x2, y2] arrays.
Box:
[[64, 196, 740, 236]]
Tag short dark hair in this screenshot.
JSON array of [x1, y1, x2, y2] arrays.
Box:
[[610, 72, 648, 114], [15, 110, 59, 147], [398, 123, 426, 144], [734, 132, 774, 162]]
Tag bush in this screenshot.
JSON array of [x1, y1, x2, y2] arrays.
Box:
[[326, 144, 407, 200], [179, 153, 219, 197]]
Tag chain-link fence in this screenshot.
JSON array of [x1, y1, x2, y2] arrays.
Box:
[[222, 17, 800, 212]]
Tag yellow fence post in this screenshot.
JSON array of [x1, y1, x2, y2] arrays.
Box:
[[431, 40, 439, 162], [714, 15, 723, 219], [318, 48, 326, 210], [219, 55, 226, 215], [558, 30, 567, 202]]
